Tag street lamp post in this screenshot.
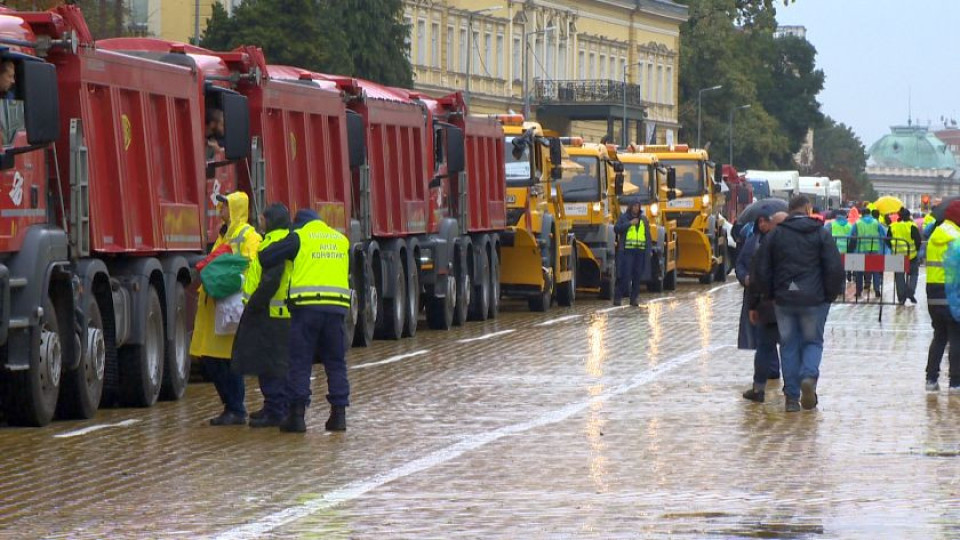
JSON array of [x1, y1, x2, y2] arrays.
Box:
[[465, 6, 503, 107], [522, 26, 555, 118], [728, 104, 751, 166], [696, 85, 722, 149], [622, 62, 644, 147]]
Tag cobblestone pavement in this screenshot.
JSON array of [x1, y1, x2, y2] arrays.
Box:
[[1, 275, 959, 539]]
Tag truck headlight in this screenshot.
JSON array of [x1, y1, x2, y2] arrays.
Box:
[[648, 203, 659, 217], [701, 194, 710, 206]]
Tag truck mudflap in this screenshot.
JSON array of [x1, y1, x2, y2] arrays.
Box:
[[499, 227, 545, 293], [675, 227, 714, 274], [575, 239, 601, 292], [0, 264, 9, 346]]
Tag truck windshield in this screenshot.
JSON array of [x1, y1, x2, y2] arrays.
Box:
[[670, 160, 704, 197], [748, 180, 770, 199], [620, 162, 654, 203], [559, 155, 601, 202], [505, 137, 534, 186]]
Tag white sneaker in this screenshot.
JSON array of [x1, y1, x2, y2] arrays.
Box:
[[926, 381, 940, 392]]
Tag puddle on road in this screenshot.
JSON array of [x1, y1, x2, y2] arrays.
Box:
[[661, 512, 824, 538]]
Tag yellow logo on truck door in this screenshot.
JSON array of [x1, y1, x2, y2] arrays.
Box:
[[121, 114, 132, 151]]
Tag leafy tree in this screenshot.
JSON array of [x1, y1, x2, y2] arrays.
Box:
[[328, 0, 413, 87], [813, 116, 875, 202], [7, 0, 135, 38]]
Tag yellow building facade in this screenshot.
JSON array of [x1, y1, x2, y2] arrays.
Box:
[[130, 0, 240, 43], [403, 0, 687, 143]]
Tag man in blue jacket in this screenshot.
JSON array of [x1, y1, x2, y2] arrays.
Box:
[[613, 201, 652, 306]]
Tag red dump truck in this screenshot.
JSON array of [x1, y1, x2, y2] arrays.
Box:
[[0, 5, 251, 426]]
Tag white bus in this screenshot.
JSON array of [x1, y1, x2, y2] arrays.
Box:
[[744, 170, 799, 201]]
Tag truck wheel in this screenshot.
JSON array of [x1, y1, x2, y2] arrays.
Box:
[[557, 246, 576, 307], [160, 283, 189, 401], [353, 257, 376, 347], [698, 270, 715, 285], [453, 248, 471, 326], [714, 255, 728, 283], [487, 248, 500, 319], [664, 266, 678, 291], [647, 255, 664, 293], [528, 272, 553, 312], [426, 275, 455, 330], [402, 256, 419, 338], [377, 263, 406, 340], [119, 286, 164, 407], [57, 297, 105, 419], [3, 297, 63, 426], [468, 246, 490, 321]]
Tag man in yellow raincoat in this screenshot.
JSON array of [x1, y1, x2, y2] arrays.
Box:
[[190, 192, 261, 425]]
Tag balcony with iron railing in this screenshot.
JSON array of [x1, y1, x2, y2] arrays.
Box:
[[534, 79, 646, 107]]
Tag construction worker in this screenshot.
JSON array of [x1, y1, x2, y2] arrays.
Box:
[[850, 208, 885, 299], [826, 208, 853, 282], [888, 207, 921, 305], [258, 209, 352, 432], [613, 201, 652, 306], [231, 203, 293, 428], [924, 200, 960, 393]]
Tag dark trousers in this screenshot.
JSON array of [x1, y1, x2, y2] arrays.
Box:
[[894, 258, 920, 302], [927, 305, 960, 386], [203, 357, 246, 416], [615, 249, 646, 302], [855, 271, 882, 296], [753, 323, 781, 386], [258, 374, 288, 418], [287, 309, 349, 408]]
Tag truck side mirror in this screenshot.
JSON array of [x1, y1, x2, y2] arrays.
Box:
[[549, 138, 563, 180], [221, 92, 250, 160], [714, 162, 723, 191], [666, 167, 677, 190], [612, 161, 624, 173], [444, 125, 465, 174], [346, 110, 365, 169], [511, 137, 526, 160], [614, 172, 624, 195], [19, 61, 59, 146]]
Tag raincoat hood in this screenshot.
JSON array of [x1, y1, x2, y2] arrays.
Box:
[[223, 192, 250, 239], [930, 219, 960, 248], [293, 208, 320, 229], [263, 203, 291, 233], [859, 214, 877, 226], [833, 216, 848, 226]]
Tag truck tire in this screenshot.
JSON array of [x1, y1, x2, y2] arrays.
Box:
[[647, 254, 664, 293], [3, 297, 64, 426], [714, 254, 728, 283], [599, 263, 615, 300], [452, 247, 471, 327], [377, 263, 406, 340], [664, 266, 678, 291], [487, 248, 500, 319], [160, 283, 189, 401], [402, 254, 419, 338], [57, 297, 105, 419], [119, 286, 164, 407], [352, 257, 376, 347], [426, 275, 455, 330], [468, 243, 490, 321], [556, 245, 576, 307], [528, 272, 553, 312], [698, 270, 714, 285]]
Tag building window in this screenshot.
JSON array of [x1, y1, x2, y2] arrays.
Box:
[[599, 54, 606, 79], [589, 53, 596, 79], [637, 62, 643, 95], [484, 32, 492, 77], [431, 23, 440, 68], [513, 36, 522, 81], [447, 26, 455, 71], [578, 50, 585, 79], [496, 33, 504, 78], [646, 62, 654, 100], [403, 16, 412, 61], [416, 19, 425, 65], [558, 41, 567, 79], [608, 56, 616, 81], [656, 64, 663, 103], [460, 27, 468, 73], [666, 66, 673, 104], [545, 33, 554, 79]]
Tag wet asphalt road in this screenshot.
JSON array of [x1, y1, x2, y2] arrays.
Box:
[[1, 276, 959, 539]]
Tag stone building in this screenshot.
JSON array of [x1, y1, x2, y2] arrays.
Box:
[[402, 0, 687, 143], [866, 124, 958, 211]]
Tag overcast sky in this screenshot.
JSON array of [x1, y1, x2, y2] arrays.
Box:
[[777, 0, 960, 149]]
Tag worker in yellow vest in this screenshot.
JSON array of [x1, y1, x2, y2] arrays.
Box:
[[887, 207, 921, 305], [259, 209, 352, 432], [613, 201, 652, 306], [826, 208, 853, 282], [231, 203, 294, 428], [924, 200, 960, 392]]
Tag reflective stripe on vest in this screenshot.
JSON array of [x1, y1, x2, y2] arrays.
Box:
[[890, 221, 917, 259], [288, 220, 351, 309], [625, 220, 647, 249], [229, 224, 252, 253], [242, 229, 292, 319], [856, 220, 881, 253], [830, 221, 852, 252], [926, 220, 960, 285]]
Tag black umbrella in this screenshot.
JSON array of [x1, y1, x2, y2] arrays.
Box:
[[932, 196, 960, 221], [737, 198, 788, 225]]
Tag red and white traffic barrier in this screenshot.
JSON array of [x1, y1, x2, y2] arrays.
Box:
[[841, 253, 910, 274]]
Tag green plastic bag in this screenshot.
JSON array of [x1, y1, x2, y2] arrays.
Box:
[[200, 254, 249, 300]]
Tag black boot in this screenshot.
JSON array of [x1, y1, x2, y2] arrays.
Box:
[[325, 405, 347, 432], [249, 414, 284, 428], [279, 403, 307, 433]]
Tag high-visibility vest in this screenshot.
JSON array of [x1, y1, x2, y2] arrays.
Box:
[[924, 213, 936, 228], [830, 221, 852, 253], [855, 219, 881, 253], [288, 220, 351, 309], [625, 220, 647, 249], [242, 229, 292, 319], [926, 220, 960, 286], [889, 221, 918, 259]]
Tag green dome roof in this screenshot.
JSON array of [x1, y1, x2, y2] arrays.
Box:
[[868, 125, 957, 169]]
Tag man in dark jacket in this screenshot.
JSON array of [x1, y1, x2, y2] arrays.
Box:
[[753, 195, 844, 412], [231, 203, 292, 427], [613, 201, 652, 306], [737, 211, 787, 402]]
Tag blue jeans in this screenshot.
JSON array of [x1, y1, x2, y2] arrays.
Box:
[[775, 303, 830, 400], [258, 374, 288, 418], [855, 271, 882, 296], [287, 309, 349, 408], [753, 323, 780, 386], [894, 258, 919, 302], [203, 357, 246, 416]]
